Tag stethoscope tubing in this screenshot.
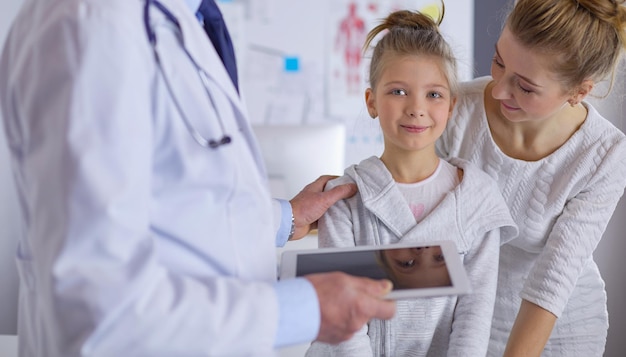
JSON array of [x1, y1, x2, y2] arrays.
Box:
[[143, 0, 232, 149]]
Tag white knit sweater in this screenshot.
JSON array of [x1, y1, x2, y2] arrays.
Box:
[[437, 76, 626, 356]]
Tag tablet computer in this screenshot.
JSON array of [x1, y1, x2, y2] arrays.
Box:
[[279, 240, 470, 300]]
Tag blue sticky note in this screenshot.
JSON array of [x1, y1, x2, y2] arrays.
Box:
[[284, 57, 299, 72]]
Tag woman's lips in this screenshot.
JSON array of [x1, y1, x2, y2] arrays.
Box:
[[500, 101, 520, 111]]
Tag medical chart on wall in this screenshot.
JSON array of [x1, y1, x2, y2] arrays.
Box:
[[327, 0, 443, 118], [218, 0, 474, 165]]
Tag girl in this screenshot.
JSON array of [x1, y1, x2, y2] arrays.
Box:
[[307, 7, 517, 356]]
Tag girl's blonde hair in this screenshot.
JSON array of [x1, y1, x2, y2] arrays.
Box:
[[363, 3, 458, 97]]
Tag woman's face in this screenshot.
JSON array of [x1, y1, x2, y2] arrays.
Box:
[[489, 26, 573, 123]]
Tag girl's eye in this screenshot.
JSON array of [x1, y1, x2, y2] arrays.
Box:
[[391, 89, 407, 96], [398, 259, 415, 268], [428, 92, 443, 99]]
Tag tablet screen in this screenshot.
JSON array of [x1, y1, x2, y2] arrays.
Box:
[[280, 240, 470, 299]]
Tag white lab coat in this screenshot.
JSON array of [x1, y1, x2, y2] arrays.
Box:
[[0, 0, 315, 355]]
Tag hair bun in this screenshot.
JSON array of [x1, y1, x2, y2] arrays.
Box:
[[576, 0, 624, 21]]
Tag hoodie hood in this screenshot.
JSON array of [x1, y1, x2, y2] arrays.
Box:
[[340, 156, 518, 247]]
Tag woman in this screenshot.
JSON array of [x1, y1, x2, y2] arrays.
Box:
[[437, 0, 626, 356]]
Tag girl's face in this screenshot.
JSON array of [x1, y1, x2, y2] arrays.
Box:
[[366, 55, 455, 155], [382, 246, 451, 289], [490, 26, 575, 123]]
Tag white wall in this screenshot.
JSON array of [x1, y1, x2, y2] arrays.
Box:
[[0, 0, 23, 337], [589, 76, 626, 357]]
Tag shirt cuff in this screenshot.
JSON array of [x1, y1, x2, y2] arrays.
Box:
[[274, 277, 320, 348], [275, 199, 292, 247]]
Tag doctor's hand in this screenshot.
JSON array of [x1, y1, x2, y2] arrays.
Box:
[[306, 272, 396, 345], [289, 175, 357, 240]]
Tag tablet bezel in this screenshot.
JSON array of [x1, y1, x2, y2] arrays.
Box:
[[279, 240, 470, 300]]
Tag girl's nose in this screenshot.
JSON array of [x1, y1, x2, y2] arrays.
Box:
[[407, 99, 425, 118]]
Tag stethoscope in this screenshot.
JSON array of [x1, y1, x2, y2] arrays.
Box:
[[143, 0, 232, 149]]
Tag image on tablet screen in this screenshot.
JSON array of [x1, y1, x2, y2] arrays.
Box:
[[295, 245, 451, 289]]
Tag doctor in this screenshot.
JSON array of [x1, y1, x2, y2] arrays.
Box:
[[0, 0, 396, 356]]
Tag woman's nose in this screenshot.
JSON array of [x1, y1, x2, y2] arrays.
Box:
[[491, 77, 511, 100]]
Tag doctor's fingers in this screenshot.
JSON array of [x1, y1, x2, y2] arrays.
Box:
[[307, 175, 358, 203], [290, 176, 357, 235], [306, 272, 396, 345]]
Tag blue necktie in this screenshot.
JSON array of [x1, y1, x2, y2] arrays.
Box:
[[197, 0, 239, 92]]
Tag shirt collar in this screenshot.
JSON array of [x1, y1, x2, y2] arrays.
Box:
[[184, 0, 202, 13]]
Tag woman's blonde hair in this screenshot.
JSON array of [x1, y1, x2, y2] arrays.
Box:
[[363, 2, 458, 96], [507, 0, 626, 93]]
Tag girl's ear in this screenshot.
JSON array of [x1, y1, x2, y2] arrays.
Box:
[[448, 96, 457, 117], [365, 88, 377, 118], [568, 79, 593, 106]]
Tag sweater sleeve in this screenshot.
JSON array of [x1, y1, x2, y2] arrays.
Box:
[[305, 325, 373, 357], [310, 178, 374, 356], [317, 177, 360, 249], [521, 138, 626, 317], [448, 227, 501, 356], [446, 163, 516, 355]]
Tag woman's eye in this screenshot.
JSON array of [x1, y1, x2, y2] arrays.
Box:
[[492, 56, 504, 68], [434, 254, 445, 263], [517, 83, 532, 94]]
